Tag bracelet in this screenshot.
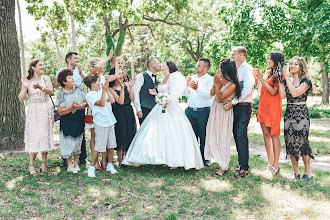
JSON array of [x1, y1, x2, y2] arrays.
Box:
[[212, 85, 216, 89], [260, 79, 265, 83]]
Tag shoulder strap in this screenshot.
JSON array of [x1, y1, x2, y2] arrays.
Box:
[[42, 76, 55, 107]]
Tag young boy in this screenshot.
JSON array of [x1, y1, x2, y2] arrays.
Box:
[[84, 74, 118, 177]]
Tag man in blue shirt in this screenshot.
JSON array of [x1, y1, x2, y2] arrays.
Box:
[[54, 52, 88, 167]]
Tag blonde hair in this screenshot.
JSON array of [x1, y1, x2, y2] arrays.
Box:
[[289, 56, 309, 80], [87, 57, 102, 73], [233, 46, 247, 57]]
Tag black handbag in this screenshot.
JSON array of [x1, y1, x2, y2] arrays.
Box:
[[49, 95, 60, 122]]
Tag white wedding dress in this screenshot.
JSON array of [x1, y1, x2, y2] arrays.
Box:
[[122, 71, 204, 170]]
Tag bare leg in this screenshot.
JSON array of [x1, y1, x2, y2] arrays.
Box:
[[290, 155, 300, 175], [107, 148, 114, 164], [40, 152, 48, 172], [271, 135, 281, 171], [29, 153, 37, 175], [261, 123, 273, 171], [216, 167, 225, 176], [90, 128, 101, 170], [117, 150, 123, 165], [101, 152, 107, 169], [302, 155, 312, 176], [67, 157, 75, 172], [73, 154, 79, 170], [91, 151, 100, 167]]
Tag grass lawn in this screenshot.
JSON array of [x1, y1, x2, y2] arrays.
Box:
[[248, 117, 330, 155], [1, 150, 330, 219]]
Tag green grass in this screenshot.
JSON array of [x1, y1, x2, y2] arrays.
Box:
[[0, 150, 329, 219], [248, 118, 330, 155]]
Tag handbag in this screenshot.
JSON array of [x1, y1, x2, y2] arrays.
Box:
[[84, 106, 93, 123], [49, 95, 60, 122]]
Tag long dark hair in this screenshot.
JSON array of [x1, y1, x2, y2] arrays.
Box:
[[27, 59, 42, 80], [165, 61, 179, 73], [269, 51, 285, 86], [220, 58, 241, 99]]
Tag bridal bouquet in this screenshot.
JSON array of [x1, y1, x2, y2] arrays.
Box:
[[156, 92, 171, 113]]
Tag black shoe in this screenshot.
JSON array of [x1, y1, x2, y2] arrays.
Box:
[[289, 173, 300, 180], [204, 161, 211, 167], [301, 174, 313, 181], [79, 159, 86, 164], [60, 159, 67, 167]]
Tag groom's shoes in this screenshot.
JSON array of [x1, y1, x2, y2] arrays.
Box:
[[234, 169, 248, 178], [204, 161, 211, 167]]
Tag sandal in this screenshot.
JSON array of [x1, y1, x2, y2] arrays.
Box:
[[40, 162, 47, 172], [301, 174, 313, 181], [270, 165, 279, 175], [289, 173, 300, 180], [29, 165, 38, 176]]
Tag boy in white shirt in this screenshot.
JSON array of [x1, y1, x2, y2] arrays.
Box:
[[84, 74, 118, 177]]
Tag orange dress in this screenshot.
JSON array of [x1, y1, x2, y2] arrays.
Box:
[[257, 75, 282, 136]]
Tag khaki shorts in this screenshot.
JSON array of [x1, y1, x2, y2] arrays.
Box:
[[94, 124, 117, 152]]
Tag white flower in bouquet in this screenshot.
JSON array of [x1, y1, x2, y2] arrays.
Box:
[[156, 92, 171, 113]]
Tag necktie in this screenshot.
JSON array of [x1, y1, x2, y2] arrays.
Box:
[[152, 74, 158, 89]]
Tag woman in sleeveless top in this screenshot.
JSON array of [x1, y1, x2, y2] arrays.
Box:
[[18, 59, 54, 176], [252, 52, 284, 175], [205, 58, 241, 176], [109, 68, 137, 165], [279, 56, 313, 181]]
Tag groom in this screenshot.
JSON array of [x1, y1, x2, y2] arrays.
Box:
[[133, 58, 162, 125], [185, 58, 213, 167]]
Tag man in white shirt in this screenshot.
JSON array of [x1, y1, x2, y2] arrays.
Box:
[[133, 58, 162, 125], [224, 46, 254, 177], [54, 52, 88, 167], [185, 58, 213, 167]]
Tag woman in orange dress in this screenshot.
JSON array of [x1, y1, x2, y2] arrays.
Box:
[[252, 51, 284, 175]]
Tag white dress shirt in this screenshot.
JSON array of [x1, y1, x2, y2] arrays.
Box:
[[231, 61, 254, 105], [186, 73, 213, 108], [133, 70, 156, 112]]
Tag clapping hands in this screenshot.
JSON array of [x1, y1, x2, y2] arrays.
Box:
[[252, 68, 264, 81], [21, 77, 29, 88], [128, 78, 136, 88]]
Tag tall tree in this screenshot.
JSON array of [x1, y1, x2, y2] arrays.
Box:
[[0, 0, 25, 150], [16, 0, 26, 76]]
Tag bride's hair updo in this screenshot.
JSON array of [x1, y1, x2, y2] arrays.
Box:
[[165, 61, 178, 73]]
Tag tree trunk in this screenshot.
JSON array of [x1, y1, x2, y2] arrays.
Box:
[[0, 0, 25, 150], [321, 62, 329, 104], [16, 0, 26, 76], [130, 46, 135, 78], [53, 31, 63, 68], [70, 13, 77, 52]]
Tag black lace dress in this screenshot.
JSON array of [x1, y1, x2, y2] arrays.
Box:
[[112, 85, 137, 152], [284, 78, 313, 161]]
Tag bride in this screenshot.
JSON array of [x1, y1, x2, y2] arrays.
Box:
[[122, 61, 204, 170]]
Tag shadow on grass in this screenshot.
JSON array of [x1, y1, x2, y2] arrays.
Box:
[[0, 152, 329, 219]]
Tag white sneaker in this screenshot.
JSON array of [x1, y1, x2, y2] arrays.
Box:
[[75, 167, 81, 172], [67, 168, 78, 174], [88, 166, 96, 177], [106, 163, 118, 174]]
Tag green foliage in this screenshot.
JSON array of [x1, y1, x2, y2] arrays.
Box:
[[309, 104, 330, 118], [252, 95, 260, 117]]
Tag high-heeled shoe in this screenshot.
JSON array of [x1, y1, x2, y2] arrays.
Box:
[[289, 173, 300, 180], [40, 162, 47, 172], [29, 165, 38, 176], [270, 165, 280, 175]]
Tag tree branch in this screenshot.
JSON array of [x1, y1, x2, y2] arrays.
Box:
[[103, 14, 110, 35]]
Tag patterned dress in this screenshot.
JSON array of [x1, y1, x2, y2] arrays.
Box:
[[204, 82, 235, 171], [56, 86, 85, 159], [284, 78, 313, 161], [25, 77, 54, 153]]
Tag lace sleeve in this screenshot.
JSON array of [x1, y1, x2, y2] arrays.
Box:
[[301, 78, 312, 94]]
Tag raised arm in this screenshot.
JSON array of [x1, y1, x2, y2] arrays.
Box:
[[253, 69, 278, 96], [18, 77, 28, 102], [89, 47, 114, 75]]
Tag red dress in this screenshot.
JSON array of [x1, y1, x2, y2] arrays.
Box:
[[257, 75, 282, 136]]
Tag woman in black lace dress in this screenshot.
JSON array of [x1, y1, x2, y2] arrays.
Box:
[[279, 56, 313, 181], [108, 67, 137, 165]]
